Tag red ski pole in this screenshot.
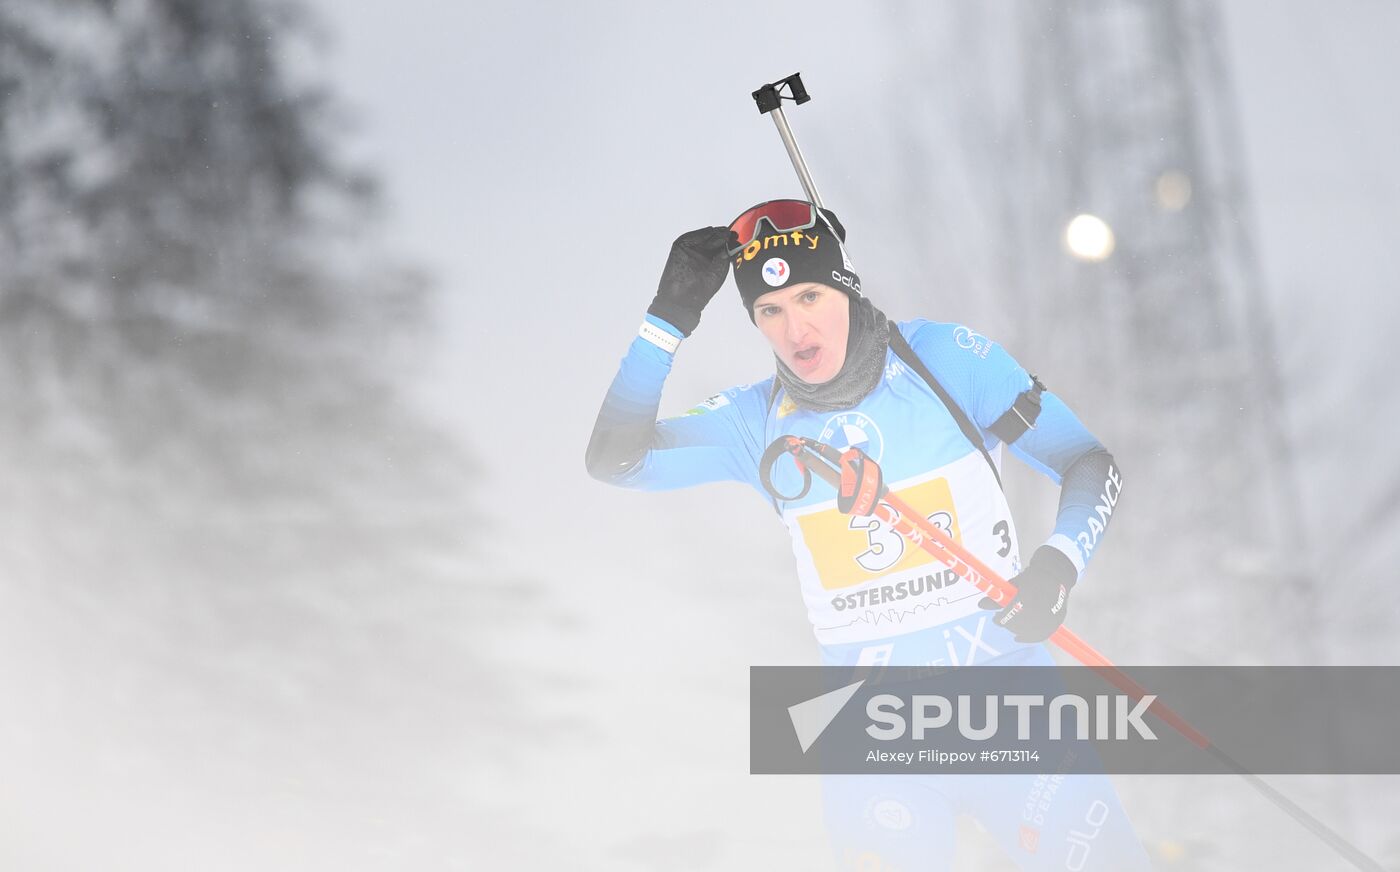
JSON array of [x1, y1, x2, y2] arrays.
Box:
[[759, 434, 1385, 872], [863, 468, 1212, 744]]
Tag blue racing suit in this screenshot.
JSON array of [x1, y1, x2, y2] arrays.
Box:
[[587, 314, 1148, 871]]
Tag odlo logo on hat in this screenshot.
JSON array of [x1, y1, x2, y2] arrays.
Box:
[[762, 257, 790, 287]]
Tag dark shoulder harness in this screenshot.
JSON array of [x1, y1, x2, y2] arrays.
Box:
[[885, 326, 1005, 488]]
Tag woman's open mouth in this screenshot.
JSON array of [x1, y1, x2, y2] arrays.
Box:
[[792, 345, 823, 374]]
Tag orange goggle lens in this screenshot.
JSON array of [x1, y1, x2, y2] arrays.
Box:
[[726, 199, 818, 253]]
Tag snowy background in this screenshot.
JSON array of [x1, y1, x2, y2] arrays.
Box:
[[1, 1, 1398, 870]]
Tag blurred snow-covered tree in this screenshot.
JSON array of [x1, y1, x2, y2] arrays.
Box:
[[1, 0, 446, 545], [0, 2, 540, 865]]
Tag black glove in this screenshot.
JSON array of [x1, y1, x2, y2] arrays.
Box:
[[979, 545, 1077, 643], [646, 226, 736, 337]]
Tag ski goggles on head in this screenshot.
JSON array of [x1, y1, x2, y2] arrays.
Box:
[[726, 199, 823, 255]]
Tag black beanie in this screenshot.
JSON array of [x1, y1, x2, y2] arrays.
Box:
[[732, 207, 861, 319]]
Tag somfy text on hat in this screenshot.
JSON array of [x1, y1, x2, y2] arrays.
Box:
[[727, 200, 860, 318]]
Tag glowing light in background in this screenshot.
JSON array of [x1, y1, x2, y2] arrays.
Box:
[[1155, 169, 1193, 211], [1064, 213, 1115, 262]]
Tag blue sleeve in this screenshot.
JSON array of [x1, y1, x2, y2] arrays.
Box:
[[905, 320, 1122, 577], [585, 315, 767, 491]]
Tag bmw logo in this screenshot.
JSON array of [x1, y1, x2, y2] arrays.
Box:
[[818, 411, 884, 463]]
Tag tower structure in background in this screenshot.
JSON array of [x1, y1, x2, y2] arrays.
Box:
[[877, 0, 1310, 660], [872, 3, 1367, 861], [1002, 0, 1311, 660]]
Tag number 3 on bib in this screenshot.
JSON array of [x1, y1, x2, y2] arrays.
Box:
[[849, 509, 955, 573]]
